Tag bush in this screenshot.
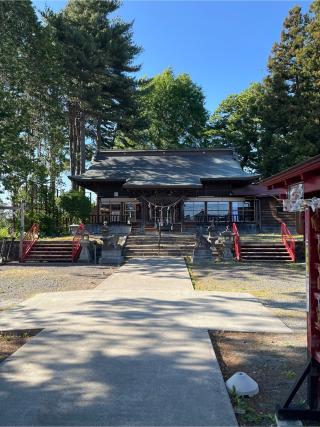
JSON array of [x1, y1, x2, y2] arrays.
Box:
[[58, 191, 91, 223], [0, 227, 9, 239], [25, 212, 56, 236]]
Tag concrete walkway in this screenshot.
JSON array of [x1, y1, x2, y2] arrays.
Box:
[[0, 258, 290, 426]]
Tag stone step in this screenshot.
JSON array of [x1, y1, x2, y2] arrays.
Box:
[[241, 252, 291, 256], [241, 243, 285, 246], [241, 246, 287, 250], [27, 255, 73, 260], [241, 255, 292, 260], [241, 246, 287, 252], [124, 251, 193, 256], [37, 241, 73, 244], [241, 259, 292, 263], [126, 244, 194, 249], [30, 251, 72, 256], [125, 249, 193, 254], [31, 245, 72, 249], [27, 259, 73, 262]]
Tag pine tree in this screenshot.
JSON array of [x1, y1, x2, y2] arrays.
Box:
[[45, 0, 141, 188], [260, 5, 315, 176]]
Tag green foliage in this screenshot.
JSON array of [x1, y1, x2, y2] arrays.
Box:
[[44, 0, 142, 177], [123, 68, 208, 149], [59, 191, 91, 222], [207, 83, 263, 171], [25, 211, 56, 236], [209, 0, 320, 177], [0, 227, 9, 239]]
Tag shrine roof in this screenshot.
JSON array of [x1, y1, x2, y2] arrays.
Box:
[[261, 154, 320, 192], [69, 149, 259, 188]]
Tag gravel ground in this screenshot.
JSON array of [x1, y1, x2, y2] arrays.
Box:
[[188, 261, 306, 331], [210, 331, 307, 426], [0, 263, 116, 310]]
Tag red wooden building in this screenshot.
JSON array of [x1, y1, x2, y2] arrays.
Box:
[[262, 154, 320, 421]]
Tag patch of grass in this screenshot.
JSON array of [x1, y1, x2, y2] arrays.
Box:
[[231, 390, 276, 426], [39, 236, 73, 241], [0, 268, 45, 279], [211, 331, 306, 427], [0, 330, 40, 363], [184, 257, 196, 289]]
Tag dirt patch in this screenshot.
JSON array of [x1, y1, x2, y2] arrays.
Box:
[[210, 331, 307, 426], [0, 264, 116, 310], [186, 260, 306, 331], [0, 330, 39, 363]]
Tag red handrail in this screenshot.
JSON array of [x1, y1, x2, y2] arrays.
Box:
[[72, 223, 85, 262], [232, 223, 241, 261], [281, 222, 296, 262], [21, 223, 39, 262]]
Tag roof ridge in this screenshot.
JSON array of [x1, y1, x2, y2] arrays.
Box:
[[97, 148, 233, 154], [94, 148, 235, 160]]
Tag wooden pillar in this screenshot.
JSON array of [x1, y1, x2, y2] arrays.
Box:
[[305, 207, 320, 408], [97, 196, 101, 224], [180, 200, 184, 233], [141, 199, 146, 234]]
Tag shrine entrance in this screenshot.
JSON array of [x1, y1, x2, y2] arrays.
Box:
[[145, 203, 181, 228], [134, 191, 185, 231]]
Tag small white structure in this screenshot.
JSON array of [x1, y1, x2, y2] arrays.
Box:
[[226, 372, 259, 397]]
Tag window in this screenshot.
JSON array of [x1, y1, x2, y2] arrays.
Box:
[[207, 202, 229, 219], [184, 202, 205, 221], [232, 201, 253, 222]]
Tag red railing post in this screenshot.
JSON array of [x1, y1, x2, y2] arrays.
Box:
[[232, 222, 241, 261], [281, 222, 296, 262], [20, 223, 39, 262], [72, 223, 85, 262]]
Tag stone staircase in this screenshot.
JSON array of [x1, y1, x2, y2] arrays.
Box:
[[124, 234, 195, 258], [240, 241, 293, 262], [25, 240, 74, 262]]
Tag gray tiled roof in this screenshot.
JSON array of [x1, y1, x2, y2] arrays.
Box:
[[70, 149, 259, 188]]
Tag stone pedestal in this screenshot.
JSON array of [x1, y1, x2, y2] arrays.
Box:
[[192, 247, 213, 264], [79, 240, 96, 263], [221, 227, 234, 261], [192, 232, 213, 264], [100, 248, 124, 265], [100, 235, 126, 266], [214, 239, 224, 262]]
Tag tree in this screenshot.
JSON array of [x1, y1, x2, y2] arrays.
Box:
[[208, 2, 320, 177], [0, 0, 67, 230], [207, 83, 264, 171], [44, 0, 141, 186], [59, 191, 91, 222], [131, 69, 208, 149], [302, 0, 320, 159], [259, 5, 316, 176]]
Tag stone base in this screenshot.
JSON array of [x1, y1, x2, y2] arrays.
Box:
[[100, 248, 124, 265], [79, 242, 96, 263], [192, 248, 213, 264]]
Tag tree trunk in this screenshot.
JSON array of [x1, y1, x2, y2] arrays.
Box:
[[68, 101, 79, 191], [96, 119, 102, 152], [80, 110, 86, 174]]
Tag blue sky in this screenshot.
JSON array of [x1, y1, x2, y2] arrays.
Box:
[[33, 0, 311, 112]]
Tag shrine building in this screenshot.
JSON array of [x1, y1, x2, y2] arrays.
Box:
[[69, 149, 295, 233]]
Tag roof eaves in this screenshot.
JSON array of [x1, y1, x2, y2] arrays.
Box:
[[261, 154, 320, 186]]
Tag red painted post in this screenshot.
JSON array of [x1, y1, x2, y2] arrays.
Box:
[[305, 207, 320, 408]]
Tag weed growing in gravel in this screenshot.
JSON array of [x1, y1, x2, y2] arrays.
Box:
[[231, 389, 276, 426]]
